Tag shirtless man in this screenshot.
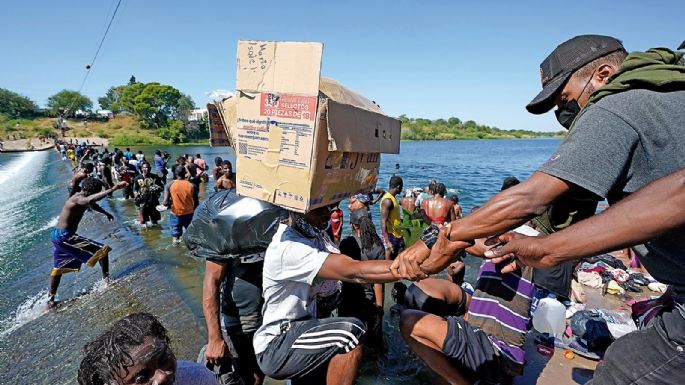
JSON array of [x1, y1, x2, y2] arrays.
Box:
[[421, 183, 454, 224], [450, 195, 463, 219], [214, 160, 236, 191], [400, 189, 418, 213], [48, 178, 128, 308]]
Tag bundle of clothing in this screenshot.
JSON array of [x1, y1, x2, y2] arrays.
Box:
[[574, 254, 654, 295]]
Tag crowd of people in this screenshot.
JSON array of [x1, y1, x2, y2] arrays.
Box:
[[56, 33, 685, 385]]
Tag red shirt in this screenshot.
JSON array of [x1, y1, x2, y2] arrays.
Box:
[[330, 208, 343, 240]]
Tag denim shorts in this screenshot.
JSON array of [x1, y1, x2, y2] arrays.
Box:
[[169, 213, 193, 237]]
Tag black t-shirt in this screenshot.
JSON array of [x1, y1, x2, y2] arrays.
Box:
[[133, 173, 163, 205], [338, 235, 384, 307]]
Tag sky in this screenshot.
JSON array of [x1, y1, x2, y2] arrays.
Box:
[[1, 1, 683, 132]]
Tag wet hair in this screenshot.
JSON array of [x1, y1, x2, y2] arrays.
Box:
[[101, 156, 111, 166], [221, 160, 232, 169], [83, 163, 95, 173], [155, 149, 161, 156], [81, 177, 104, 195], [140, 161, 151, 169], [77, 312, 174, 385], [435, 183, 447, 197], [572, 49, 628, 80], [214, 156, 223, 166], [176, 156, 186, 164], [501, 176, 520, 191], [450, 194, 459, 203], [195, 154, 201, 158], [173, 165, 186, 179], [428, 183, 436, 194], [389, 175, 403, 190]]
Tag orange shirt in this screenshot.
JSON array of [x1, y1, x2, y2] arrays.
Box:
[[169, 180, 195, 216]]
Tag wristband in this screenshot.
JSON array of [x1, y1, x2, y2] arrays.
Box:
[[420, 224, 440, 249]]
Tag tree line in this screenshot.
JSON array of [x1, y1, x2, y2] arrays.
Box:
[[0, 76, 203, 143], [398, 115, 563, 140]]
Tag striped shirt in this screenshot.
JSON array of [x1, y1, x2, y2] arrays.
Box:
[[467, 261, 534, 365]]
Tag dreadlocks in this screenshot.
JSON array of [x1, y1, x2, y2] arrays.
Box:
[[77, 312, 174, 385], [356, 214, 383, 252]]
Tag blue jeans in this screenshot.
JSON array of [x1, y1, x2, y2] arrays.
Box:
[[169, 213, 193, 238]]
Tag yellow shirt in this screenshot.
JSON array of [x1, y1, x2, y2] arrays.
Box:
[[381, 192, 403, 238]]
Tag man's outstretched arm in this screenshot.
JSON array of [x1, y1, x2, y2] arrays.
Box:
[[318, 253, 401, 283], [75, 181, 128, 207], [90, 202, 113, 221], [394, 172, 571, 278], [486, 168, 685, 271]]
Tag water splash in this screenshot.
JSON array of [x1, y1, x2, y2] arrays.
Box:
[[0, 290, 49, 339]]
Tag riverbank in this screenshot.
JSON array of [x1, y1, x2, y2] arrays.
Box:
[[0, 136, 110, 152]]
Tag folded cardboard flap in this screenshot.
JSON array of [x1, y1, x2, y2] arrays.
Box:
[[325, 99, 400, 154], [236, 41, 323, 95]]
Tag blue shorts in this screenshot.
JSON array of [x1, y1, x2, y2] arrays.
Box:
[[169, 213, 193, 238], [51, 228, 110, 276]]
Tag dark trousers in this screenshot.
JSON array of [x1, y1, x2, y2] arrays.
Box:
[[588, 306, 685, 385]]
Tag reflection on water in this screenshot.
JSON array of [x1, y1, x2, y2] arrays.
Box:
[[0, 140, 560, 384]]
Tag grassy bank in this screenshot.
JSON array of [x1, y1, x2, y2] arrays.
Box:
[[0, 115, 209, 146]]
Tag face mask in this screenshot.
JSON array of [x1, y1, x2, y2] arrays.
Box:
[[555, 99, 581, 129], [554, 73, 594, 129]]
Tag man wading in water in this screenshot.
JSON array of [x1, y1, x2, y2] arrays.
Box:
[[48, 177, 127, 309]]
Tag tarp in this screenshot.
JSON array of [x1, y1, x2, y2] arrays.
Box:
[[184, 189, 288, 261]]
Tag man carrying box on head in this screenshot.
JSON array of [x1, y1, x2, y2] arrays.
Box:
[[253, 202, 472, 384]]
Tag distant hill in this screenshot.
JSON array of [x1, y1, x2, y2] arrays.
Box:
[[398, 115, 564, 140]]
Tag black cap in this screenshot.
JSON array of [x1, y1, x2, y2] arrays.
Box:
[[526, 35, 625, 114]]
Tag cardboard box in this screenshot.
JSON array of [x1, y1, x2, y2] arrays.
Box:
[[234, 40, 400, 212]]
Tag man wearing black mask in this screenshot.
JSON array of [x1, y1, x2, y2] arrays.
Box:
[[393, 35, 685, 384]]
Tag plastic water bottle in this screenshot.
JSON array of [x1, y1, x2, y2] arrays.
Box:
[[532, 298, 566, 335]]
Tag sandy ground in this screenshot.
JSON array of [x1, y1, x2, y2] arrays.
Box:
[[0, 137, 109, 152]]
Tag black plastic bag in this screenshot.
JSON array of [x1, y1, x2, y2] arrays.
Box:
[[570, 310, 614, 352], [184, 189, 288, 261]]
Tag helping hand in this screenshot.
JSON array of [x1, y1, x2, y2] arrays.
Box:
[[114, 181, 128, 190], [205, 337, 230, 365], [391, 241, 429, 281], [483, 232, 551, 273]]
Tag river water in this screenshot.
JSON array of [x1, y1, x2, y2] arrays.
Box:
[[0, 139, 561, 384]]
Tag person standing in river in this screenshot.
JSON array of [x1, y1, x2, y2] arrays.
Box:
[[48, 178, 127, 309], [379, 175, 405, 260], [133, 162, 164, 227]]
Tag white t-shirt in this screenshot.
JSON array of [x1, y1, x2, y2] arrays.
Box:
[[253, 224, 334, 354]]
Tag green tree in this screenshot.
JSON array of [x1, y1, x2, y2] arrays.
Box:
[[176, 94, 195, 122], [159, 119, 185, 143], [113, 82, 145, 114], [447, 117, 461, 126], [98, 85, 125, 113], [0, 88, 38, 118], [133, 83, 182, 128], [47, 90, 92, 115]]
